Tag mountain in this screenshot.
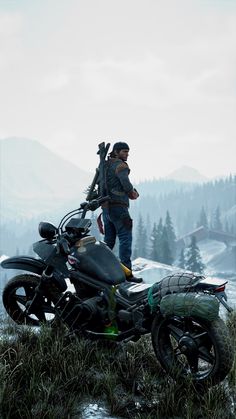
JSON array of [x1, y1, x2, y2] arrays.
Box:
[[135, 178, 195, 198], [0, 137, 93, 219], [131, 174, 235, 245], [165, 165, 209, 183], [135, 166, 209, 199]]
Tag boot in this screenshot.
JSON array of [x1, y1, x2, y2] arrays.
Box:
[[120, 263, 143, 283], [126, 273, 143, 284]]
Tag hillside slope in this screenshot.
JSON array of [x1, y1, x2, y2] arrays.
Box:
[[0, 137, 92, 218]]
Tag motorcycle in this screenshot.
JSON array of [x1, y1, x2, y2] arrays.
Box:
[[1, 196, 234, 388]]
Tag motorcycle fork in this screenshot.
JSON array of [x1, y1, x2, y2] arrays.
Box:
[[25, 267, 54, 315]]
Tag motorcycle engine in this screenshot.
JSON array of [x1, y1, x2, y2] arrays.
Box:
[[55, 292, 106, 331]]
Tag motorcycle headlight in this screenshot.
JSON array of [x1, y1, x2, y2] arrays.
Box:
[[38, 222, 58, 240]]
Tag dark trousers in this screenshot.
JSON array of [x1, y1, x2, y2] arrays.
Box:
[[102, 206, 133, 270]]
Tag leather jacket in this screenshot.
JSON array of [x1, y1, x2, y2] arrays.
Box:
[[104, 158, 135, 207]]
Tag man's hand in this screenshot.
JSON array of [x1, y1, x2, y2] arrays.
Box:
[[128, 188, 139, 200]]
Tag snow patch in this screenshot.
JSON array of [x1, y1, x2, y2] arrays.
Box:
[[132, 257, 236, 311], [198, 239, 226, 264], [0, 255, 9, 263]]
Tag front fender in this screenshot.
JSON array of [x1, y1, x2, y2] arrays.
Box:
[[1, 256, 46, 275]]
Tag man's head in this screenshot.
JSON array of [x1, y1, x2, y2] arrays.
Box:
[[112, 141, 130, 161]]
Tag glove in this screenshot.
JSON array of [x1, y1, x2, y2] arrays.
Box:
[[128, 188, 139, 200]]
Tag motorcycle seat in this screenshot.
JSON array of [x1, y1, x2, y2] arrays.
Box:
[[117, 282, 152, 302]]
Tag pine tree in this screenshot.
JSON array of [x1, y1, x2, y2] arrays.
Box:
[[164, 211, 176, 259], [149, 222, 159, 261], [133, 214, 147, 259], [133, 240, 139, 260], [212, 206, 223, 231], [145, 213, 152, 258], [155, 217, 164, 262], [197, 206, 208, 228], [225, 220, 229, 234], [28, 245, 35, 257], [161, 226, 173, 265], [185, 236, 205, 274], [178, 248, 186, 269]]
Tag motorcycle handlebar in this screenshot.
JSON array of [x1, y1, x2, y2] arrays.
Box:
[[58, 196, 110, 232], [80, 195, 110, 212]]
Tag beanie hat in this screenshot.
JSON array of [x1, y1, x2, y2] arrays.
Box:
[[112, 142, 130, 152]]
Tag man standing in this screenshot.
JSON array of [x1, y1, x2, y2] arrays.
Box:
[[101, 142, 141, 282]]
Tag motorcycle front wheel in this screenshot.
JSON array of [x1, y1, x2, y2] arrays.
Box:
[[151, 315, 234, 388], [2, 274, 57, 326]]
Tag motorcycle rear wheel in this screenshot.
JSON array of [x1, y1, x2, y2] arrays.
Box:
[[151, 315, 234, 388], [2, 274, 57, 326]]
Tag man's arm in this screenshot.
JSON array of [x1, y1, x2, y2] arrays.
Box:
[[116, 163, 139, 199], [128, 188, 139, 199]]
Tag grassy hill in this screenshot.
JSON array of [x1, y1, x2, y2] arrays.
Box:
[[0, 314, 235, 419]]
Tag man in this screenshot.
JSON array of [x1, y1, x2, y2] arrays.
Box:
[[101, 141, 142, 283]]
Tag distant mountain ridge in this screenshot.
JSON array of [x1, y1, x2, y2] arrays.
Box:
[[0, 137, 92, 219], [165, 165, 209, 183], [0, 137, 214, 220], [135, 166, 210, 198], [132, 174, 236, 239], [0, 137, 233, 225], [135, 178, 195, 198]]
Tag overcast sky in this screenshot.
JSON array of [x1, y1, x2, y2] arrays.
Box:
[[0, 0, 235, 181]]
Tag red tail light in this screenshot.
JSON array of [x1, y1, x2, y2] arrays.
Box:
[[214, 285, 226, 293]]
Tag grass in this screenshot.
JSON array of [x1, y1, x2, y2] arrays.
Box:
[[0, 312, 235, 419]]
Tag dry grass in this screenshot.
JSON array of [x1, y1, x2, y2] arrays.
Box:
[[0, 313, 235, 419]]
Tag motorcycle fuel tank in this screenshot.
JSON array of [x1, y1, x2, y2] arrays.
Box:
[[69, 237, 126, 285]]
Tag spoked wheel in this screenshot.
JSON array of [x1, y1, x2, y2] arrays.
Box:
[[2, 274, 57, 326], [151, 315, 234, 388]]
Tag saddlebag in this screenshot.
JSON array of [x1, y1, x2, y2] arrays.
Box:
[[159, 292, 219, 321], [147, 272, 203, 314]]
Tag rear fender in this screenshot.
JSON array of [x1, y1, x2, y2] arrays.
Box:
[[1, 256, 46, 275], [195, 277, 228, 292]]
